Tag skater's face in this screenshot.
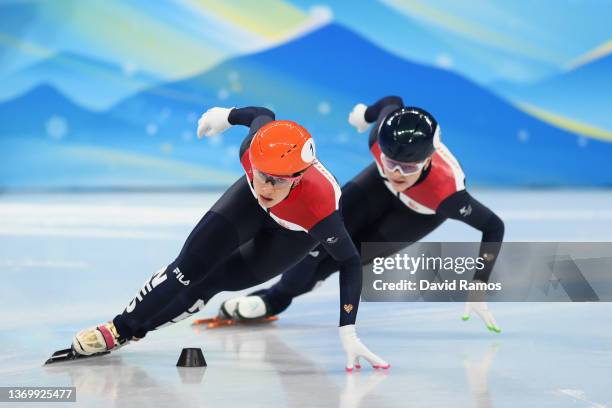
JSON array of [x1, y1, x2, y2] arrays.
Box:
[[383, 156, 432, 192], [252, 168, 302, 208]]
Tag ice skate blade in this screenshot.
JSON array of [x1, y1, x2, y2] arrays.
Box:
[[192, 315, 278, 329], [44, 347, 110, 365]]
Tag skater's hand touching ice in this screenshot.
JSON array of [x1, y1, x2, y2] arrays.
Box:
[[339, 325, 389, 372], [462, 290, 501, 333], [347, 103, 370, 133], [197, 107, 234, 138]]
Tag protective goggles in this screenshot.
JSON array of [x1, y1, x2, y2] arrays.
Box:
[[252, 168, 304, 187], [380, 153, 428, 176]]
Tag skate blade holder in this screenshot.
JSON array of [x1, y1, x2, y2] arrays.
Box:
[[191, 316, 278, 329], [191, 315, 278, 329]]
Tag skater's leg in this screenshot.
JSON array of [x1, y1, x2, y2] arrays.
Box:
[[258, 250, 327, 314], [130, 249, 270, 335], [111, 177, 265, 340], [72, 211, 241, 354], [137, 223, 317, 333], [217, 227, 319, 320], [111, 212, 238, 339]]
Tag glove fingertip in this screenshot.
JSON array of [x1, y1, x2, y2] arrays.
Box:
[[373, 362, 390, 369]]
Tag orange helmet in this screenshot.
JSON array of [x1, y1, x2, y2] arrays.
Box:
[[249, 120, 316, 176]]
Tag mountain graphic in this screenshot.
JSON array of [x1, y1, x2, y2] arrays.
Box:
[[110, 23, 612, 186], [0, 51, 162, 111], [2, 24, 612, 187], [0, 84, 141, 142], [492, 52, 612, 133], [0, 85, 237, 189]]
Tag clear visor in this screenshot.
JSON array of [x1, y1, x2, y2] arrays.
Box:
[[252, 168, 303, 186], [380, 153, 428, 176]]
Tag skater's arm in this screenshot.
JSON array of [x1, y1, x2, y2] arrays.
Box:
[[197, 105, 275, 158], [228, 106, 275, 129], [311, 213, 390, 370], [230, 107, 275, 159], [348, 96, 404, 135], [349, 96, 403, 146], [197, 106, 274, 147], [309, 211, 362, 326], [364, 96, 404, 123], [438, 190, 505, 283]]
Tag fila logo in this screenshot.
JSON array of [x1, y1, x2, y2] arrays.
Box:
[[125, 267, 168, 313], [459, 204, 472, 217], [173, 267, 191, 286], [326, 236, 338, 244]]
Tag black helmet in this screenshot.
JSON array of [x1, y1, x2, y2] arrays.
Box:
[[378, 107, 439, 162]]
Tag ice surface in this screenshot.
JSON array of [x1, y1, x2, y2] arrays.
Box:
[[1, 190, 611, 407]]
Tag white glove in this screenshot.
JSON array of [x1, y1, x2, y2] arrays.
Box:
[[339, 325, 389, 372], [462, 301, 501, 333], [347, 103, 370, 133], [197, 107, 234, 138]]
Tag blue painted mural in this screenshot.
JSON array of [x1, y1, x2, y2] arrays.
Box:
[[1, 0, 610, 188]]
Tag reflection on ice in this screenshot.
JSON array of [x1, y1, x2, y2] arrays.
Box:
[[464, 343, 499, 408], [176, 366, 206, 385], [44, 357, 195, 407], [197, 327, 390, 408], [1, 192, 612, 407]]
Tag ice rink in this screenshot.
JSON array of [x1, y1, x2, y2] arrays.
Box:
[[1, 190, 611, 408]]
